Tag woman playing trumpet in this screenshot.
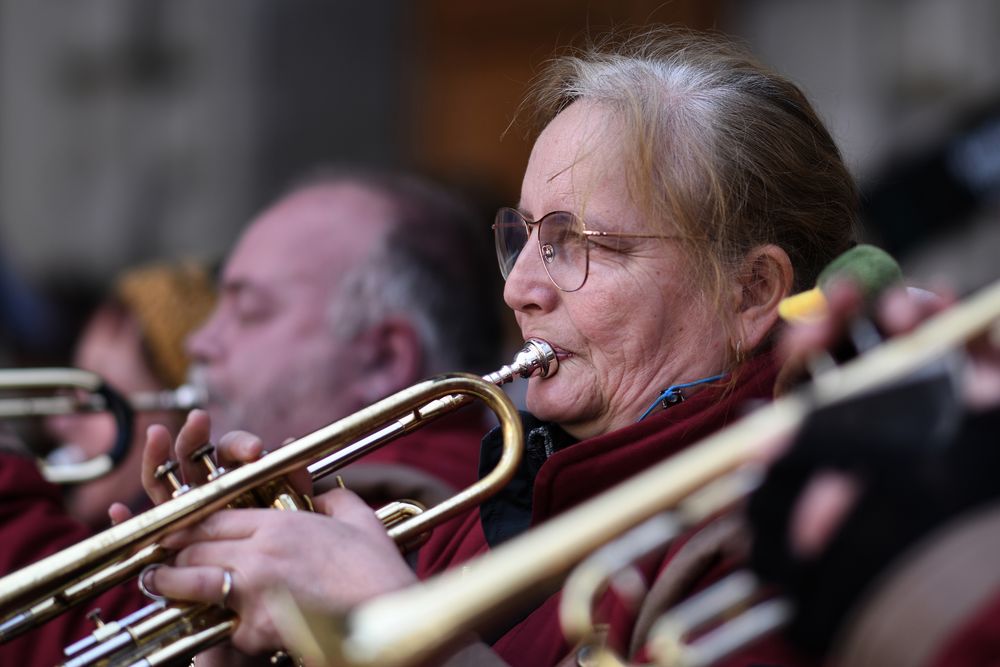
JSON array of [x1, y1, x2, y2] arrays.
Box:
[[138, 29, 858, 665]]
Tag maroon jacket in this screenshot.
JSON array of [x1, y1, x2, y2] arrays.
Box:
[[358, 408, 484, 494], [0, 452, 147, 667], [931, 590, 1000, 666], [418, 353, 783, 667]]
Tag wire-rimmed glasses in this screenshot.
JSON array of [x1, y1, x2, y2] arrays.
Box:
[[492, 207, 687, 292]]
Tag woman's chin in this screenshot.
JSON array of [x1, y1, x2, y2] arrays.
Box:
[[525, 379, 584, 427]]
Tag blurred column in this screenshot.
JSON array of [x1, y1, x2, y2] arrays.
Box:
[[0, 0, 403, 288]]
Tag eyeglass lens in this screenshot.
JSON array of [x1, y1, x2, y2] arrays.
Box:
[[493, 208, 590, 291]]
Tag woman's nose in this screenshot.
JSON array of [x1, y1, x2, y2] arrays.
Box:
[[503, 232, 558, 315]]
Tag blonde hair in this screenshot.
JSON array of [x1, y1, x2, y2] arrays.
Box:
[[525, 28, 859, 310]]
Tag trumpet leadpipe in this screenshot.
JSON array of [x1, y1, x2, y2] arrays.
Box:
[[126, 385, 206, 413], [306, 337, 556, 481]]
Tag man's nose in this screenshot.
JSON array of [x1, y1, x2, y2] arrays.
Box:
[[185, 312, 223, 362]]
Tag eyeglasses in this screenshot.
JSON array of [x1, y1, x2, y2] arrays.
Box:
[[492, 207, 688, 292]]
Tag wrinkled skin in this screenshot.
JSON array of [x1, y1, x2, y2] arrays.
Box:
[[505, 101, 730, 440]]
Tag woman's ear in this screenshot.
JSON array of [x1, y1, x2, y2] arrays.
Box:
[[734, 244, 794, 351]]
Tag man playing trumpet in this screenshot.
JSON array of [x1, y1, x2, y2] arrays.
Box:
[[0, 168, 502, 666]]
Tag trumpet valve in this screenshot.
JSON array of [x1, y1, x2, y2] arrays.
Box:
[[86, 608, 105, 629], [154, 460, 190, 497], [190, 442, 226, 480], [253, 478, 312, 512]]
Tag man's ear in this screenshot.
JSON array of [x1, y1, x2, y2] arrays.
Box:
[[352, 318, 425, 405], [733, 244, 794, 351]]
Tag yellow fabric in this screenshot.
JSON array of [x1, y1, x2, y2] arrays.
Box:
[[777, 286, 828, 324], [114, 262, 216, 387]]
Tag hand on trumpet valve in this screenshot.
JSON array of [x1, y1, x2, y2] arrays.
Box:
[[146, 488, 417, 656], [108, 410, 313, 525], [111, 404, 417, 657]]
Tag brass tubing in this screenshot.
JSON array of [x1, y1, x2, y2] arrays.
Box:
[[0, 369, 104, 408], [62, 605, 192, 667], [0, 371, 202, 417], [132, 618, 237, 667], [558, 514, 682, 644], [61, 604, 234, 667], [0, 376, 513, 629], [62, 601, 167, 661], [645, 573, 792, 667], [298, 280, 1000, 667], [558, 467, 765, 646], [0, 544, 166, 643]]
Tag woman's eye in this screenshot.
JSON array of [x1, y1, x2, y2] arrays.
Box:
[[589, 236, 631, 253], [561, 231, 591, 250]]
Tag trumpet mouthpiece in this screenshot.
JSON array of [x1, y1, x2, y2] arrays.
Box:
[[129, 384, 206, 412], [484, 339, 557, 386], [519, 339, 558, 378]]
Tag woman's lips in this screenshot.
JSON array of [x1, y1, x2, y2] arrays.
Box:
[[537, 342, 573, 360]]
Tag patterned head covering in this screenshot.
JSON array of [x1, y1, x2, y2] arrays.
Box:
[[114, 261, 216, 387]]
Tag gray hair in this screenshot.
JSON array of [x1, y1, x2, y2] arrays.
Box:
[[329, 243, 454, 373], [525, 28, 859, 298], [301, 168, 502, 375]]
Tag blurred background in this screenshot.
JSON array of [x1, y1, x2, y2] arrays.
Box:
[[0, 0, 998, 366]]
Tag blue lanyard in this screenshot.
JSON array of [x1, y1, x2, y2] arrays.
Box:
[[637, 373, 726, 421]]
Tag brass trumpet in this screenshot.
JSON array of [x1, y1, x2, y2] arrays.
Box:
[[284, 280, 1000, 667], [0, 339, 556, 665], [0, 368, 204, 484]]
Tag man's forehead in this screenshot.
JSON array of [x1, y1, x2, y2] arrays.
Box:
[[221, 242, 336, 291], [267, 182, 396, 232], [224, 183, 392, 284]]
